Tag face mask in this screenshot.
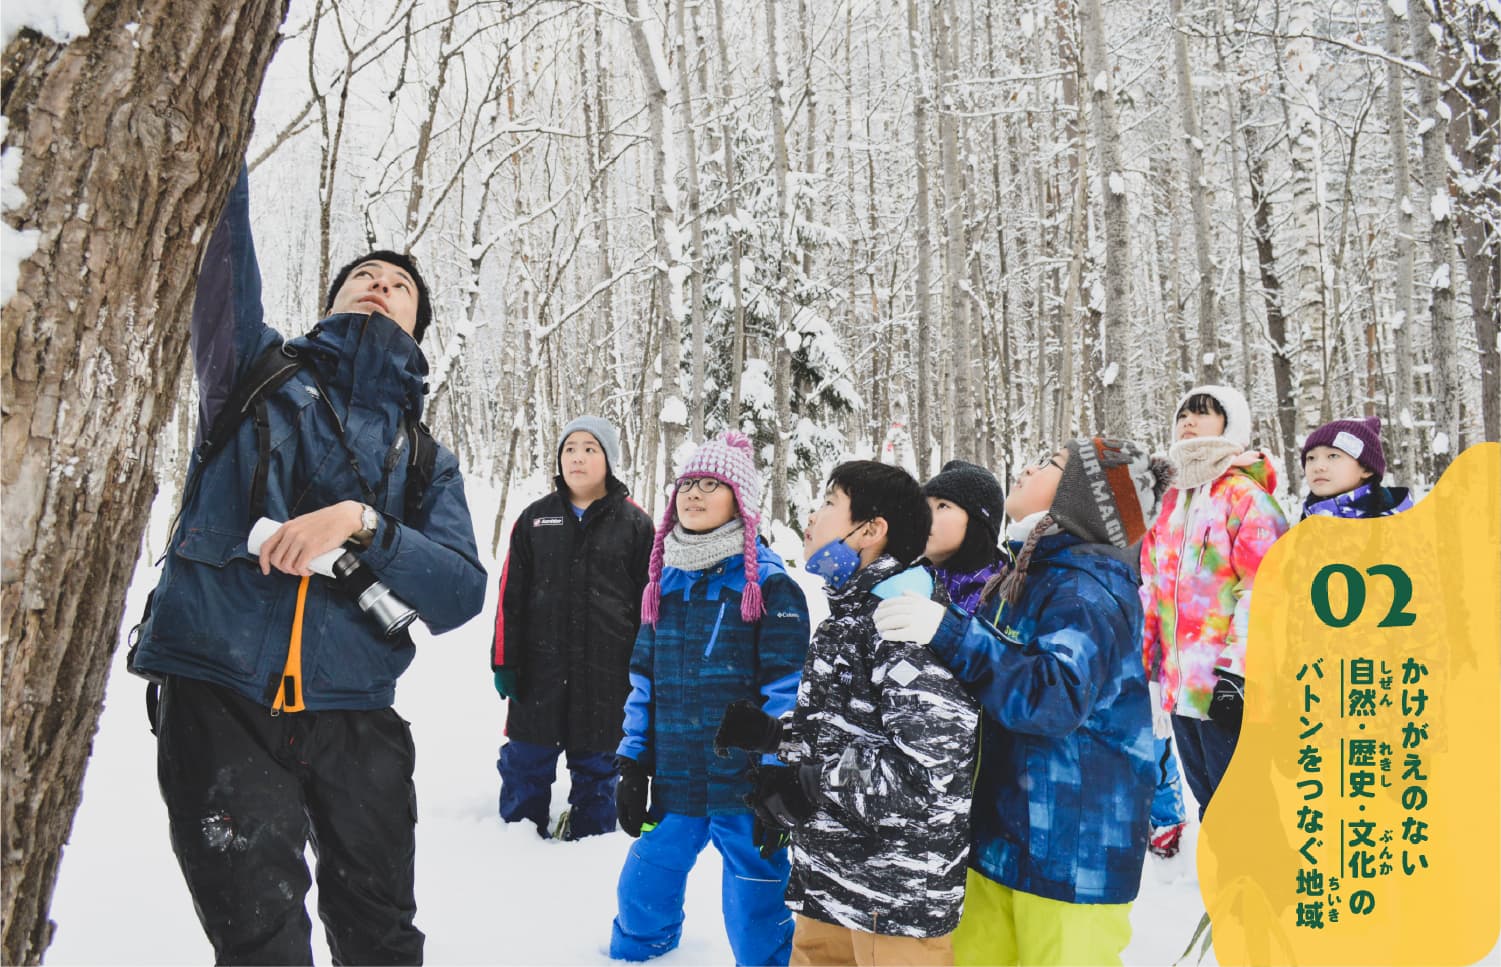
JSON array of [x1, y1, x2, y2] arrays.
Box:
[[806, 526, 865, 589]]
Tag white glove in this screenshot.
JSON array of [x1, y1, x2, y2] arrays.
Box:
[[872, 591, 947, 645], [1148, 681, 1174, 739]]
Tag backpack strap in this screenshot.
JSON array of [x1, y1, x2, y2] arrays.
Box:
[[201, 342, 307, 460], [404, 420, 438, 523], [187, 337, 441, 529]]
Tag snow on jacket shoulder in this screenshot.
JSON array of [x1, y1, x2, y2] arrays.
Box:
[[785, 556, 980, 938], [1139, 454, 1289, 719], [493, 481, 653, 752], [132, 166, 487, 711], [928, 533, 1154, 905], [617, 543, 811, 816]]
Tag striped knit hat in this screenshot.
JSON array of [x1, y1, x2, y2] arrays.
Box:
[[641, 431, 765, 627], [1050, 437, 1174, 549]]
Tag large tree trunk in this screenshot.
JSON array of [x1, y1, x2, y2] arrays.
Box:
[[710, 0, 747, 428], [0, 2, 289, 962], [1169, 0, 1218, 383], [1214, 0, 1253, 393], [934, 0, 971, 461], [673, 0, 708, 441], [625, 0, 683, 471], [766, 0, 795, 523], [1078, 0, 1132, 419], [1440, 8, 1500, 444], [1382, 0, 1420, 477], [1246, 126, 1301, 489], [1410, 0, 1461, 471], [903, 0, 935, 477], [1279, 0, 1330, 437]]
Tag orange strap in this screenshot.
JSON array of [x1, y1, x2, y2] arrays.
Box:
[[272, 575, 311, 714]]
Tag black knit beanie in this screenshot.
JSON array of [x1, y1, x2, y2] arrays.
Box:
[[923, 460, 1006, 542], [325, 249, 433, 343]]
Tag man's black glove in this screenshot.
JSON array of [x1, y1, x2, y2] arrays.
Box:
[[714, 699, 783, 757], [615, 756, 650, 837], [1208, 670, 1245, 732]]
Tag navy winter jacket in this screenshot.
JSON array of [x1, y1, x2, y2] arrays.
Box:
[[493, 479, 653, 752], [131, 168, 487, 711], [617, 544, 811, 816], [928, 532, 1155, 905]]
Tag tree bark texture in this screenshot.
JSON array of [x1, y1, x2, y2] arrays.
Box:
[[1078, 0, 1131, 420], [1411, 0, 1461, 468], [1168, 0, 1217, 382], [624, 0, 682, 473], [0, 2, 289, 962], [674, 0, 708, 441], [904, 0, 934, 476], [765, 0, 795, 523], [1382, 0, 1420, 475]]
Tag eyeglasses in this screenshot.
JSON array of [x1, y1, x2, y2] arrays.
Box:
[[1033, 452, 1065, 472], [676, 477, 723, 494]]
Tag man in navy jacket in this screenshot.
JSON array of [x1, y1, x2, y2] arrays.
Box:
[[130, 167, 486, 965]]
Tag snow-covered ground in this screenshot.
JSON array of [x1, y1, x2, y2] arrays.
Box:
[[48, 480, 1210, 965]]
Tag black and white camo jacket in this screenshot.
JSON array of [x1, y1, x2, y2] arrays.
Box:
[[781, 555, 981, 938]]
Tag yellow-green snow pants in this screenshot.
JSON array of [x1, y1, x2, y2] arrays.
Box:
[[952, 869, 1132, 966]]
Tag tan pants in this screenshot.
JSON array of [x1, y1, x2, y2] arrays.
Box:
[[790, 914, 954, 966]]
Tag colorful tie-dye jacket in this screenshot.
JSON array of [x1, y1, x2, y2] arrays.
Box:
[[1139, 455, 1289, 719]]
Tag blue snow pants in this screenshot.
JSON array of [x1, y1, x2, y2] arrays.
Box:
[[1150, 735, 1187, 828], [497, 739, 617, 838], [1173, 714, 1239, 818], [610, 812, 793, 966]]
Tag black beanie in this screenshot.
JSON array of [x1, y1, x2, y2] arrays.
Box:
[[325, 249, 433, 343], [923, 460, 1006, 542]]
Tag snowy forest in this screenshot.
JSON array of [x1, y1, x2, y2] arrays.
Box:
[[213, 0, 1501, 541], [2, 0, 1499, 961]]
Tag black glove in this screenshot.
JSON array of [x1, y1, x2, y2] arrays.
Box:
[[615, 756, 650, 837], [751, 814, 790, 860], [1208, 671, 1245, 732], [714, 699, 783, 757], [744, 764, 821, 832]]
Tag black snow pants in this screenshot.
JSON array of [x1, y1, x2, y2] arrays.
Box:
[[155, 675, 423, 966]]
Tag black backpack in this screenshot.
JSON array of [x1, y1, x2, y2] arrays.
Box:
[[197, 339, 438, 525], [127, 338, 439, 729]]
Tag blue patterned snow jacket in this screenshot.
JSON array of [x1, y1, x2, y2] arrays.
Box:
[[617, 543, 811, 816], [927, 532, 1155, 905]]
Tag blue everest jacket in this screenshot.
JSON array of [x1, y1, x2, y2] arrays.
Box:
[[131, 167, 487, 711], [617, 544, 811, 815], [928, 533, 1155, 904]]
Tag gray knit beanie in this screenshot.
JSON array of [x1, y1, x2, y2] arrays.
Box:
[[557, 415, 622, 476], [1050, 437, 1175, 548]]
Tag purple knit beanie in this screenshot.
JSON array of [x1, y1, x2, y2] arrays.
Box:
[[1301, 416, 1386, 480], [641, 431, 765, 627]]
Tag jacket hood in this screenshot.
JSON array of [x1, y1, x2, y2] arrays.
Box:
[[294, 311, 429, 419], [1229, 451, 1278, 495], [1008, 532, 1140, 588]]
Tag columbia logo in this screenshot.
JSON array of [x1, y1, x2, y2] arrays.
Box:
[[775, 611, 799, 619], [305, 385, 321, 399]]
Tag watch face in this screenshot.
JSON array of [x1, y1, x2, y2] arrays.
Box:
[[362, 506, 379, 531]]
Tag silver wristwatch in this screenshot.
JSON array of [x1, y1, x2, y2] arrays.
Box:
[[352, 503, 379, 547]]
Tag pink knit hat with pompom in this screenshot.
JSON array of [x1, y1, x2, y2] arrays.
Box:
[[641, 431, 765, 627]]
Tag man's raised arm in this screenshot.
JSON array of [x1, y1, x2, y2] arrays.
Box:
[[191, 163, 278, 441]]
